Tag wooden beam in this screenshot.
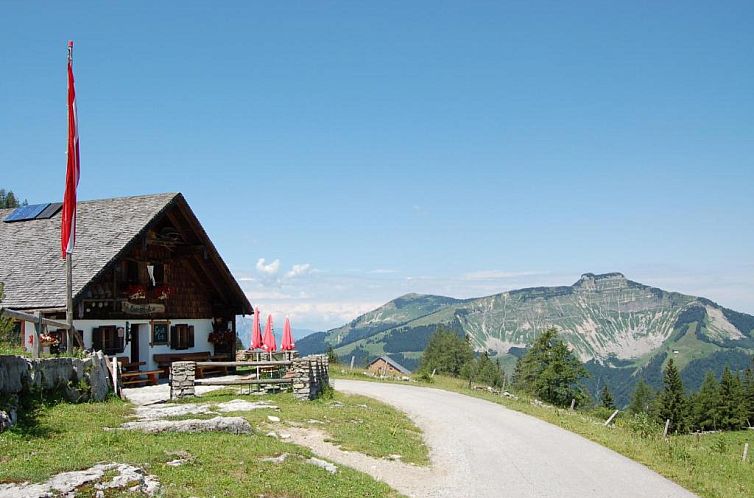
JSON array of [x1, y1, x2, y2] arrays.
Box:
[[2, 308, 84, 348], [195, 378, 293, 386], [2, 308, 70, 329], [195, 360, 292, 367]]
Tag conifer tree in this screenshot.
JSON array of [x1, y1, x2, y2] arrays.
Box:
[[692, 371, 721, 431], [628, 379, 654, 415], [419, 326, 474, 377], [655, 358, 688, 434], [514, 328, 588, 407], [718, 367, 746, 430], [741, 366, 754, 427], [600, 384, 615, 410]]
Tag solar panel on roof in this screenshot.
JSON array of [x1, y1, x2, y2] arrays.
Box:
[[3, 203, 50, 223], [36, 202, 63, 219]]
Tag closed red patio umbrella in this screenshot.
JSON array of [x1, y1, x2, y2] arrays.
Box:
[[262, 314, 277, 352], [251, 307, 263, 350], [281, 317, 295, 351]]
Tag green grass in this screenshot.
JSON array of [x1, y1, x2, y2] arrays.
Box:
[[0, 389, 427, 497], [331, 366, 754, 498], [184, 389, 429, 465]]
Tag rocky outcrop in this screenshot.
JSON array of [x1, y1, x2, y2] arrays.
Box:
[[0, 463, 160, 497], [120, 416, 252, 434], [0, 352, 111, 400], [0, 353, 111, 432]]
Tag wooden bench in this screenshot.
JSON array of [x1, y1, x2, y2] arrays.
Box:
[[153, 352, 212, 378], [196, 355, 231, 378], [120, 369, 162, 386]]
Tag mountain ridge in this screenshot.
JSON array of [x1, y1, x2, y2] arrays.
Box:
[[297, 272, 754, 404]]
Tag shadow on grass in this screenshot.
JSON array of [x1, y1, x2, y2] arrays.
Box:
[[5, 391, 72, 439]]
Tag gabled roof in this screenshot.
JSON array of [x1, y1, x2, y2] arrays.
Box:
[[369, 355, 412, 374], [0, 193, 251, 314]]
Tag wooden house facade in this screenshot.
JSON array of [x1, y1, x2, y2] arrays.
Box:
[[367, 355, 412, 377], [0, 193, 252, 371]]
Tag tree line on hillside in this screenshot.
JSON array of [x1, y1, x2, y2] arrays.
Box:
[[419, 325, 754, 435], [419, 327, 507, 388], [622, 359, 754, 434]]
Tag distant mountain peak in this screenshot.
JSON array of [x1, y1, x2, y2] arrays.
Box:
[[574, 272, 629, 290]]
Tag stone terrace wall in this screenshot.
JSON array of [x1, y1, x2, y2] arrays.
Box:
[[170, 361, 196, 399], [0, 351, 111, 432], [169, 355, 329, 400], [292, 355, 329, 400]]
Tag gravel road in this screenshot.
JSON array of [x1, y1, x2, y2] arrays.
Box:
[[333, 379, 695, 498]]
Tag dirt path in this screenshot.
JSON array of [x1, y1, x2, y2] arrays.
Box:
[[329, 379, 695, 498]]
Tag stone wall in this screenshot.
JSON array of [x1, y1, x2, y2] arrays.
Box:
[[169, 355, 330, 401], [0, 351, 111, 432], [170, 361, 196, 399], [292, 355, 329, 400]]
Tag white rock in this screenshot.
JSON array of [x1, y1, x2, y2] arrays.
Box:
[[262, 453, 289, 464], [0, 463, 161, 497], [307, 457, 338, 474], [121, 416, 251, 434], [216, 400, 277, 413], [267, 415, 281, 423]]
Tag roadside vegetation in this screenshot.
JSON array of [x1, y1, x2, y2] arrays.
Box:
[[333, 326, 754, 498], [0, 388, 426, 496]]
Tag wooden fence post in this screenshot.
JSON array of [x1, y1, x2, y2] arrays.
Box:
[[111, 356, 119, 394], [663, 419, 671, 439], [570, 398, 576, 411], [350, 356, 355, 369], [743, 443, 749, 462], [431, 368, 437, 378], [604, 410, 620, 426], [32, 311, 42, 359]]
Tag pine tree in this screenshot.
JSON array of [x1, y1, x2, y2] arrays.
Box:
[[464, 352, 505, 388], [718, 367, 746, 430], [514, 328, 588, 407], [655, 358, 688, 434], [742, 366, 754, 427], [628, 379, 654, 415], [0, 189, 26, 208], [600, 384, 615, 409], [419, 326, 474, 377], [692, 371, 721, 431], [326, 346, 338, 365]]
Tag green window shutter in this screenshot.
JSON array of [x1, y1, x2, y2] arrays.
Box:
[[188, 325, 195, 348]]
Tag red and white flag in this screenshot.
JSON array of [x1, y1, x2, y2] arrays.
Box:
[[61, 41, 80, 259]]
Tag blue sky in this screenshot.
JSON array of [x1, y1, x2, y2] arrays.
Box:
[[2, 2, 753, 330]]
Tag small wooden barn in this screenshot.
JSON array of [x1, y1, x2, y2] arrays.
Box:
[[0, 193, 252, 372], [367, 355, 412, 377]]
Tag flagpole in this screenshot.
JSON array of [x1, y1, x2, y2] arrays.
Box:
[[65, 41, 74, 353]]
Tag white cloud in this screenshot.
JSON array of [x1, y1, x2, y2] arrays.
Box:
[[285, 263, 313, 279], [256, 258, 280, 275]]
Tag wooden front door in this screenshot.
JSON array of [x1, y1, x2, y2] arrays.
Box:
[[130, 324, 140, 362]]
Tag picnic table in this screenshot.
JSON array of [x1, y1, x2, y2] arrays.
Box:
[[115, 358, 161, 387]]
